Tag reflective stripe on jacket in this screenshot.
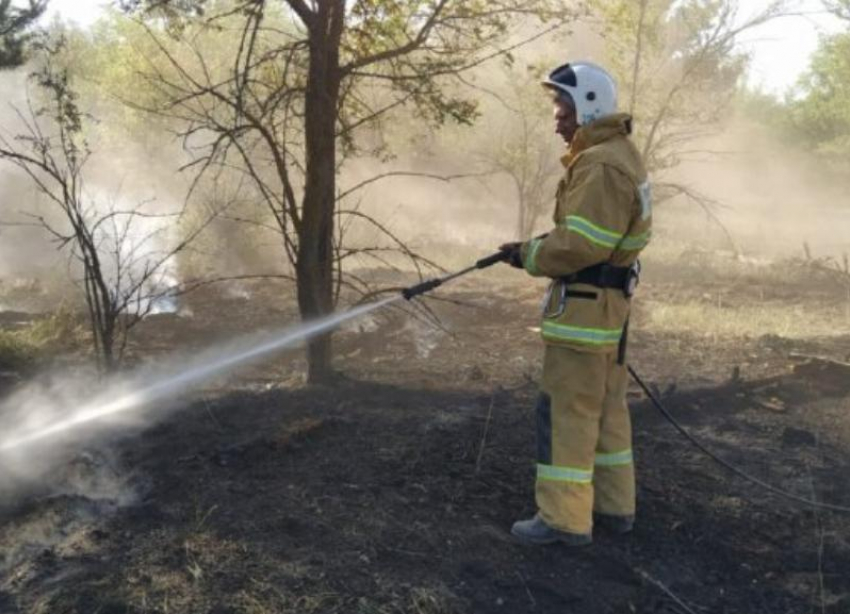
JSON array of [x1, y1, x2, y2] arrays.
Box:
[[520, 113, 652, 353]]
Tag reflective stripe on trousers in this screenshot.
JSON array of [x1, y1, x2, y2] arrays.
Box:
[[535, 346, 636, 534]]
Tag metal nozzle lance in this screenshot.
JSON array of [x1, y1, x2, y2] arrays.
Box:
[[402, 278, 444, 300], [475, 249, 510, 269], [400, 249, 513, 300]]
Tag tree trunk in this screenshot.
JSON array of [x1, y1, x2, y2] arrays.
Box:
[[629, 0, 649, 116], [297, 2, 344, 385], [101, 322, 116, 373], [516, 196, 527, 240]]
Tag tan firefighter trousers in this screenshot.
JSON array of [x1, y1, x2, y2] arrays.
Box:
[[535, 344, 635, 535]]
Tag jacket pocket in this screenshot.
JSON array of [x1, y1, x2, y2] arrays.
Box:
[[541, 285, 628, 353]]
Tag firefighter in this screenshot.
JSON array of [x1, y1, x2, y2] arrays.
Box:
[[501, 61, 652, 546]]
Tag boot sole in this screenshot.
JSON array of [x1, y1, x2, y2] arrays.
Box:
[[593, 514, 635, 535], [510, 527, 592, 547]]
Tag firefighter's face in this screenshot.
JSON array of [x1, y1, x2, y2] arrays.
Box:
[[553, 93, 579, 144]]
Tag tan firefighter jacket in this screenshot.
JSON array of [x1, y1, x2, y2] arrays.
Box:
[[520, 113, 652, 353]]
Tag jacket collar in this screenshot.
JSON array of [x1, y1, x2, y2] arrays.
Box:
[[561, 113, 633, 168]]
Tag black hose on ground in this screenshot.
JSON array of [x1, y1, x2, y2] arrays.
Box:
[[628, 365, 850, 514]]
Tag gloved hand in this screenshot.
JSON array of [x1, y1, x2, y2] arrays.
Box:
[[498, 242, 524, 269]]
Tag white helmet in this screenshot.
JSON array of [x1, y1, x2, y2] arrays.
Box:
[[542, 61, 618, 126]]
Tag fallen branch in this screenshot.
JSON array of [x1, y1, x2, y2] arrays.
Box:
[[336, 170, 493, 203], [633, 567, 701, 614], [788, 353, 850, 368], [475, 389, 497, 474]]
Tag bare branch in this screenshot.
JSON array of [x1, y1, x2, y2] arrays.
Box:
[[656, 181, 740, 255], [336, 170, 493, 203]]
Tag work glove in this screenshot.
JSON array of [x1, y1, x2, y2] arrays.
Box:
[[498, 242, 524, 269]]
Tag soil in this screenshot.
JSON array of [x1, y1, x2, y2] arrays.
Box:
[[2, 266, 850, 614]]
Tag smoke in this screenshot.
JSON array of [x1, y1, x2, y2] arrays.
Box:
[[328, 20, 850, 267], [0, 297, 398, 499], [0, 67, 214, 313], [658, 117, 850, 260], [329, 27, 609, 269], [337, 72, 850, 268]]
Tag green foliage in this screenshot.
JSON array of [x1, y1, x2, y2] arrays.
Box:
[[67, 11, 199, 149], [0, 330, 36, 369], [116, 0, 207, 25], [0, 0, 46, 69], [741, 22, 850, 175], [735, 87, 788, 135], [0, 306, 83, 370], [594, 0, 749, 174], [786, 32, 850, 171], [109, 0, 569, 148], [339, 0, 564, 131]]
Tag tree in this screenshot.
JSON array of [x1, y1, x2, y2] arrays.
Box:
[[0, 38, 216, 372], [743, 5, 850, 175], [785, 26, 850, 172], [472, 62, 562, 240], [593, 0, 791, 248], [118, 0, 572, 383], [0, 0, 46, 68], [826, 0, 850, 21]]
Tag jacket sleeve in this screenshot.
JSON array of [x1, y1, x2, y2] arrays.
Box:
[[520, 161, 636, 278]]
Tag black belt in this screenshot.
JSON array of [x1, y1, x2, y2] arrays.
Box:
[[562, 262, 639, 296]]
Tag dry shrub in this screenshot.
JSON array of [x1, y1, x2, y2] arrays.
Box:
[[25, 306, 84, 349], [0, 305, 84, 370], [0, 331, 33, 369]]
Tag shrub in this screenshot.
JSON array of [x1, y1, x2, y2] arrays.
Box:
[[0, 306, 84, 370]]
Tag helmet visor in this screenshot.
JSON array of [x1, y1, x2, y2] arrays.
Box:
[[547, 63, 577, 88]]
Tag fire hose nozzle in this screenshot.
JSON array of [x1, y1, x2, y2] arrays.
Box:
[[402, 278, 444, 300], [400, 247, 516, 300], [475, 249, 511, 269]]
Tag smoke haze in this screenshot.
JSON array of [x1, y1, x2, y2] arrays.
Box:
[[0, 297, 396, 498]]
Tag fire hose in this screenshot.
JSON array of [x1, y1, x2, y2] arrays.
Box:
[[400, 248, 850, 514]]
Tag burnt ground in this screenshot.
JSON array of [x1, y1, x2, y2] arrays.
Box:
[[2, 266, 850, 614]]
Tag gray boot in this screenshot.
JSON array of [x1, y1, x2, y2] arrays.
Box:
[[594, 513, 634, 534], [511, 514, 592, 546]]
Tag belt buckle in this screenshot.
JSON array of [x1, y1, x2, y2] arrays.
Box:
[[542, 280, 569, 318], [624, 262, 641, 298]]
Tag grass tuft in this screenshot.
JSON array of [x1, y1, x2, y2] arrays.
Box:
[[643, 300, 850, 340], [0, 306, 83, 370]]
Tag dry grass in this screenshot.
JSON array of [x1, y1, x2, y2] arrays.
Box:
[[642, 236, 849, 288], [642, 299, 850, 340], [406, 587, 463, 614], [637, 234, 850, 341], [235, 584, 341, 614], [0, 306, 83, 369]]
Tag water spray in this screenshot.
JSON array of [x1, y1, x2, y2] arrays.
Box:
[[0, 249, 512, 479], [0, 297, 401, 456]]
